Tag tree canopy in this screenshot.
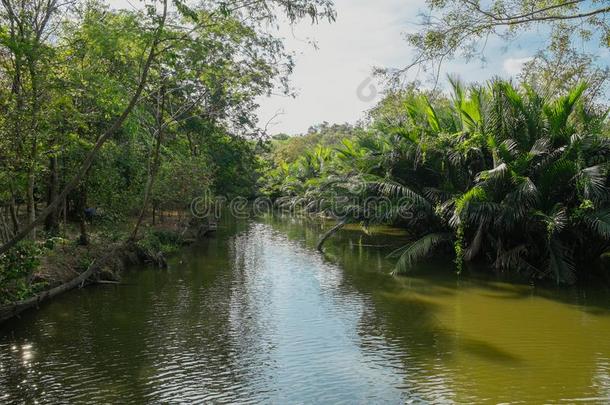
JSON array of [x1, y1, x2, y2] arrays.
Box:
[[261, 77, 610, 284], [403, 0, 610, 85], [0, 0, 336, 255]]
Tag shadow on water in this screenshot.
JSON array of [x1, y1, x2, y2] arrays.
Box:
[[457, 336, 522, 364], [291, 215, 610, 317], [264, 215, 610, 402], [2, 213, 610, 403]]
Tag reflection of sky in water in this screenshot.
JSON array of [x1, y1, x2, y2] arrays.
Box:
[[1, 217, 610, 403], [228, 224, 408, 403]]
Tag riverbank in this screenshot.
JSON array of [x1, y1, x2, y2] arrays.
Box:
[[0, 213, 215, 323]]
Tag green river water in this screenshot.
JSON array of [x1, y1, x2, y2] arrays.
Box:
[[1, 215, 610, 403]]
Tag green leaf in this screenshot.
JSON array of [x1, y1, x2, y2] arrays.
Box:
[[390, 233, 453, 274]]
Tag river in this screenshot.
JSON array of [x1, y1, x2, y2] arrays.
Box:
[[1, 215, 610, 403]]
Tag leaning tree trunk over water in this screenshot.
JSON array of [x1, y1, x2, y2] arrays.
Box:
[[0, 244, 123, 323], [0, 0, 167, 256], [316, 219, 347, 251]]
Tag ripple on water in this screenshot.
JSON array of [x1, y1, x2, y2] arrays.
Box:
[[2, 220, 610, 403]]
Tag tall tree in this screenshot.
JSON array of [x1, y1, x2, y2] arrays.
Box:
[[0, 0, 63, 238], [0, 0, 335, 255], [403, 0, 610, 78]]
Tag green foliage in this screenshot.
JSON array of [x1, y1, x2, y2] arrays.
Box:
[[0, 0, 337, 299], [0, 241, 42, 303], [403, 0, 610, 89], [261, 78, 610, 284], [136, 230, 183, 257], [270, 123, 359, 164]]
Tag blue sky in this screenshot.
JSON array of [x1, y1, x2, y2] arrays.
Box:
[[255, 0, 606, 134]]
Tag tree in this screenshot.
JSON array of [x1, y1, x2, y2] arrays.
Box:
[[403, 0, 610, 78], [262, 77, 610, 284], [0, 0, 64, 238], [0, 0, 336, 255], [519, 42, 609, 101], [0, 0, 167, 254]]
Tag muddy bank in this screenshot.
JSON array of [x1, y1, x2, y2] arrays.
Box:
[[0, 216, 216, 324]]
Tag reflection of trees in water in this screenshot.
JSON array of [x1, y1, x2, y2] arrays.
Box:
[[0, 273, 171, 402], [266, 215, 458, 402], [266, 215, 610, 402], [321, 223, 610, 403], [4, 215, 610, 403], [225, 224, 281, 401]]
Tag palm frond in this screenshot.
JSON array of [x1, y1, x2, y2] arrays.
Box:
[[576, 165, 608, 200], [547, 237, 576, 284], [369, 177, 432, 211], [493, 245, 541, 276], [530, 138, 551, 156], [499, 177, 539, 226], [581, 209, 610, 240], [423, 96, 441, 132], [544, 205, 568, 235], [451, 186, 487, 227], [390, 233, 453, 274], [476, 163, 509, 183], [544, 81, 587, 142]]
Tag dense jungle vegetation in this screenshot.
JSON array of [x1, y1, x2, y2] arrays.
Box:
[[1, 0, 610, 306], [261, 79, 610, 284], [0, 0, 335, 302]]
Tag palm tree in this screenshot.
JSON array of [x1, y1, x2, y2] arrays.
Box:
[[262, 78, 610, 284]]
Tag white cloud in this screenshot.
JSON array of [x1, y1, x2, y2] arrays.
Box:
[[503, 57, 533, 77], [256, 0, 424, 135], [257, 1, 536, 135]]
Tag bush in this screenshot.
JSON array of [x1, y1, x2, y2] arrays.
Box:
[[136, 230, 182, 257], [0, 241, 42, 303]]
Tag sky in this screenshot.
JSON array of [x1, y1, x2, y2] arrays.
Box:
[[255, 0, 541, 135], [108, 0, 605, 135]]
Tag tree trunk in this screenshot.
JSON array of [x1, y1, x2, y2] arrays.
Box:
[[0, 209, 10, 243], [8, 192, 19, 234], [76, 185, 88, 246], [78, 218, 89, 246], [44, 155, 59, 235], [25, 50, 42, 240], [26, 166, 36, 239], [186, 132, 198, 156], [316, 219, 347, 251]]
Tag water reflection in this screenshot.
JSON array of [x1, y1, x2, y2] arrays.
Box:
[[1, 215, 610, 403]]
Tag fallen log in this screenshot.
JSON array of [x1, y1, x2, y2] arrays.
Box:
[[96, 280, 122, 285], [0, 244, 124, 324]]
